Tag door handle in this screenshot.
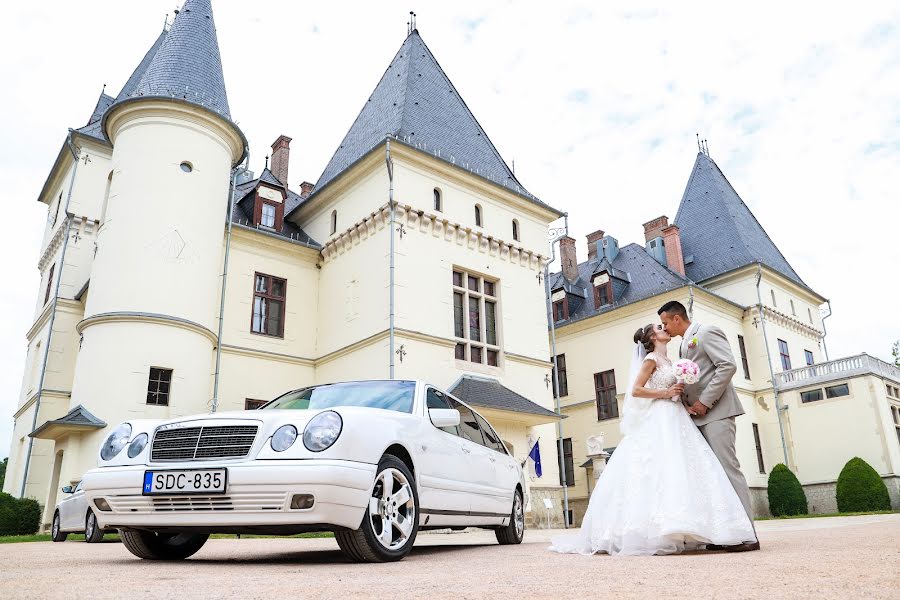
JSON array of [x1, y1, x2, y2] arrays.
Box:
[[461, 446, 471, 454], [489, 456, 496, 463]]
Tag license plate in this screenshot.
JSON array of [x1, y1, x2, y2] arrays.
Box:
[[142, 469, 227, 495]]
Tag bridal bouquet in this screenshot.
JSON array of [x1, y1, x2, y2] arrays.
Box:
[[672, 359, 700, 404]]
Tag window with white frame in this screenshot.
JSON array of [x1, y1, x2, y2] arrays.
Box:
[[261, 203, 276, 228], [452, 269, 499, 366]]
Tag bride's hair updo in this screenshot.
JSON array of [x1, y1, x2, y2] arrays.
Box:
[[633, 324, 655, 354]]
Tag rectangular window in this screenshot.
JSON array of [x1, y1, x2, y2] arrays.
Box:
[[147, 367, 172, 406], [599, 284, 611, 306], [553, 354, 568, 397], [804, 350, 814, 366], [800, 388, 823, 403], [594, 370, 618, 421], [245, 398, 267, 410], [261, 203, 276, 228], [778, 339, 791, 371], [559, 438, 575, 487], [44, 264, 55, 305], [251, 273, 286, 337], [552, 298, 568, 322], [825, 383, 850, 399], [752, 423, 765, 474], [738, 335, 750, 380], [452, 269, 500, 365]]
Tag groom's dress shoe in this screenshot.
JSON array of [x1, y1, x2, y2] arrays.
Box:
[[725, 541, 761, 552]]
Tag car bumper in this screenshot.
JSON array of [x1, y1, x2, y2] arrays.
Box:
[[82, 459, 376, 532]]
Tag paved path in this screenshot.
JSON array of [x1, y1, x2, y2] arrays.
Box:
[[2, 514, 898, 599]]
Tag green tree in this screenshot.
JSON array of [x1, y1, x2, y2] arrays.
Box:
[[0, 457, 6, 490], [836, 457, 891, 513], [767, 463, 808, 517]]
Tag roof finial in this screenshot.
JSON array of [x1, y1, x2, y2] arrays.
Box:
[[265, 155, 269, 169], [101, 83, 107, 94], [409, 11, 417, 34], [696, 132, 702, 153], [704, 139, 710, 157]]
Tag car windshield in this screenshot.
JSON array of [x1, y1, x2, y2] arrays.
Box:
[[264, 380, 416, 413]]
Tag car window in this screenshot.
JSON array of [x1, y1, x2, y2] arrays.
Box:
[[265, 380, 415, 413], [450, 399, 486, 447], [473, 412, 506, 454], [426, 388, 460, 436], [74, 481, 83, 493]]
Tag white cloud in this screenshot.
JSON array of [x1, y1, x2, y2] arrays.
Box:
[[0, 0, 898, 456]]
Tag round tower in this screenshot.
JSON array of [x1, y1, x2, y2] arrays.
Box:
[[70, 0, 246, 443]]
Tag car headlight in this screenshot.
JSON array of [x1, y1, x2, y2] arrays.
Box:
[[100, 423, 132, 461], [271, 425, 298, 452], [127, 433, 148, 458], [303, 411, 342, 452]]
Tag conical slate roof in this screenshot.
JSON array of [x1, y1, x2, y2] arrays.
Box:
[[315, 30, 555, 212], [674, 152, 805, 287], [116, 28, 168, 102], [121, 0, 231, 119]]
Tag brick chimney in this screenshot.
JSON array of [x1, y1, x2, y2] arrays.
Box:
[[299, 182, 314, 198], [586, 229, 605, 261], [559, 236, 579, 283], [662, 224, 685, 276], [643, 216, 669, 242], [270, 135, 292, 188]]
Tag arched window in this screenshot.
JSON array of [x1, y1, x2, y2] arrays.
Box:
[[512, 219, 519, 241], [330, 209, 337, 235], [433, 188, 442, 212], [474, 204, 482, 227]]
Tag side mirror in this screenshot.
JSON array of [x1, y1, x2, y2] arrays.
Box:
[[61, 486, 73, 494], [429, 408, 460, 428]]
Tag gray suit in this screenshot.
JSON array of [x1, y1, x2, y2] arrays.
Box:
[[680, 322, 756, 535]]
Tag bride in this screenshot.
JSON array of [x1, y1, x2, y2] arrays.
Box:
[[548, 323, 755, 556]]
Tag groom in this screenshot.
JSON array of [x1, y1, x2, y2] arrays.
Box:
[[658, 300, 760, 552]]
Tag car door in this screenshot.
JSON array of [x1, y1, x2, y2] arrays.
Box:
[[415, 387, 471, 517], [59, 481, 83, 531], [448, 399, 498, 517], [472, 411, 517, 516]]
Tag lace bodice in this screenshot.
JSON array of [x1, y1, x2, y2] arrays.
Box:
[[645, 353, 677, 390]]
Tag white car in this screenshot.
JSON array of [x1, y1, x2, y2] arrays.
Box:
[[51, 480, 109, 543], [83, 380, 526, 562]]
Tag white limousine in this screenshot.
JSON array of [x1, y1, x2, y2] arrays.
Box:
[[83, 380, 526, 562]]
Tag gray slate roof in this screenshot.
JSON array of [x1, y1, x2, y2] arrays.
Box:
[[548, 243, 690, 326], [674, 152, 806, 287], [313, 30, 558, 214], [117, 28, 168, 102], [117, 0, 232, 120], [29, 405, 106, 438], [232, 170, 319, 247], [449, 376, 561, 419]]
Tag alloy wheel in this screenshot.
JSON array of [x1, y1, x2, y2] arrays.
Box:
[[367, 467, 416, 550], [514, 493, 524, 539]]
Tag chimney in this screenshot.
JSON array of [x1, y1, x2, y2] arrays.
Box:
[[299, 181, 314, 198], [643, 216, 669, 242], [586, 229, 605, 261], [270, 135, 292, 188], [559, 236, 579, 283], [662, 225, 685, 276]]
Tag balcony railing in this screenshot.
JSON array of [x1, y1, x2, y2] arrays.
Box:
[[775, 353, 900, 391]]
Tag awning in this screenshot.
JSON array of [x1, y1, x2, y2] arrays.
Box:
[[448, 375, 563, 426], [30, 405, 106, 440]]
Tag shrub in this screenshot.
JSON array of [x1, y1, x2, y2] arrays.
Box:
[[836, 457, 891, 513], [0, 492, 42, 536], [767, 463, 808, 516]]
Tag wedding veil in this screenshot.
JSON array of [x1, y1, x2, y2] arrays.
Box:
[[619, 342, 651, 436]]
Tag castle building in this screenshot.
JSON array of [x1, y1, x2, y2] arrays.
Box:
[[3, 0, 568, 528], [550, 149, 900, 523]]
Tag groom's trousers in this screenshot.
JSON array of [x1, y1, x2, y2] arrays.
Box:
[[698, 417, 758, 540]]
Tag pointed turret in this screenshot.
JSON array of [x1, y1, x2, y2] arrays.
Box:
[[674, 152, 806, 287], [116, 27, 168, 102], [316, 30, 548, 208]]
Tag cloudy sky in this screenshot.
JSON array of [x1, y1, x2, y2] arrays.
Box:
[[1, 0, 898, 457]]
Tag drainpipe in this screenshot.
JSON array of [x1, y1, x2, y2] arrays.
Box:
[[545, 213, 569, 527], [386, 139, 396, 379], [212, 151, 250, 413], [819, 300, 833, 362], [20, 131, 81, 498], [755, 263, 790, 467]]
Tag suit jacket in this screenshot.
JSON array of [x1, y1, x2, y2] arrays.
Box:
[[679, 322, 744, 427]]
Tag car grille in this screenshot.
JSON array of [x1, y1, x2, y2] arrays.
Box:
[[150, 425, 259, 461], [106, 493, 288, 513]]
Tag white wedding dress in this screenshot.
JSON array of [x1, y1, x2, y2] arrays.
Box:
[[549, 350, 755, 556]]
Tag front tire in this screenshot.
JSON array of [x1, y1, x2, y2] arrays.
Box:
[[120, 530, 209, 560], [495, 490, 524, 545], [336, 454, 419, 563], [84, 510, 104, 543], [51, 511, 68, 542]]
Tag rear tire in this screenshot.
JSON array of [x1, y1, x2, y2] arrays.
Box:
[[120, 530, 209, 560], [84, 510, 104, 543], [495, 491, 524, 545], [51, 511, 68, 543], [335, 454, 419, 563]]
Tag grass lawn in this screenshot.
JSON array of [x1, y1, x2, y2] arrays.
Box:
[[0, 531, 334, 544]]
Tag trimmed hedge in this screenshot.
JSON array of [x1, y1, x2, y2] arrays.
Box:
[[767, 463, 808, 516], [836, 457, 891, 513], [0, 492, 41, 536]]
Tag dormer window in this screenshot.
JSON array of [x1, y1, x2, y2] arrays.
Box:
[[261, 203, 276, 228], [552, 298, 568, 321], [592, 272, 613, 309], [253, 185, 284, 232], [434, 188, 442, 212]]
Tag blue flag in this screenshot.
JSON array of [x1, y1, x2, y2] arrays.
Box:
[[528, 439, 542, 477]]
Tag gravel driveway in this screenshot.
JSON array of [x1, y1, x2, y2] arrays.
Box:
[[2, 514, 898, 599]]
